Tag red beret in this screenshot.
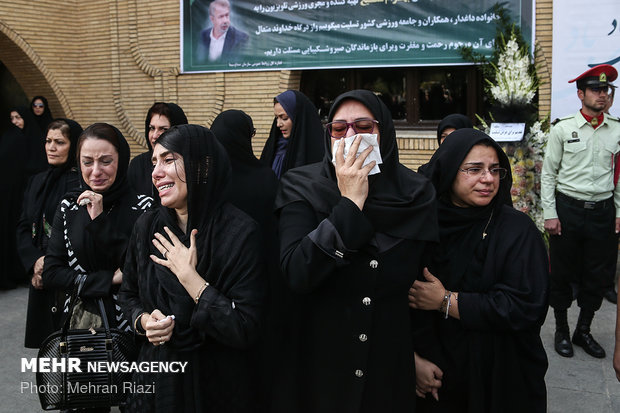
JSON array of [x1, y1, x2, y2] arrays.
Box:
[[569, 64, 618, 88]]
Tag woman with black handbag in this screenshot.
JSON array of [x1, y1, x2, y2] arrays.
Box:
[[17, 118, 82, 349], [119, 124, 265, 412], [42, 123, 152, 411]]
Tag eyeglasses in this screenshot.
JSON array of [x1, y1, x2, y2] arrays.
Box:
[[32, 103, 44, 108], [326, 118, 378, 138], [459, 167, 507, 179]]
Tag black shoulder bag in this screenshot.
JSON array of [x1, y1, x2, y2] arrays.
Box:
[[36, 275, 138, 410]]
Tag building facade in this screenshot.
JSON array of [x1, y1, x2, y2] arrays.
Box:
[[0, 0, 552, 169]]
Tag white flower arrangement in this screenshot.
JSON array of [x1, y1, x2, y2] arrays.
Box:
[[488, 33, 537, 107]]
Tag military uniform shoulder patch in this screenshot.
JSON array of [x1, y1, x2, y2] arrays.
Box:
[[551, 116, 572, 126]]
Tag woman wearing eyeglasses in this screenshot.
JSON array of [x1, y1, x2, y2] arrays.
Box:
[[408, 129, 548, 412], [272, 90, 437, 412], [30, 96, 54, 137], [260, 90, 324, 179]]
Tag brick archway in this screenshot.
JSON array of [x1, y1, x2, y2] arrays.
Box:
[[0, 22, 71, 119]]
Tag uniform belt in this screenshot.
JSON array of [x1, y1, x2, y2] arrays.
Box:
[[556, 192, 612, 210]]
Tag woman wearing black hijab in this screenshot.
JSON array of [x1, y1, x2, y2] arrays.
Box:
[[211, 109, 278, 230], [30, 95, 54, 136], [0, 108, 35, 288], [212, 110, 280, 412], [128, 102, 188, 202], [260, 90, 324, 179], [119, 124, 265, 412], [43, 123, 151, 335], [435, 113, 473, 146], [418, 113, 473, 176], [408, 129, 548, 412], [10, 106, 48, 175], [273, 90, 437, 412], [17, 119, 82, 348]]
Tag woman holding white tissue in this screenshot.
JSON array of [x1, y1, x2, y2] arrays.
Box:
[[272, 90, 438, 413]]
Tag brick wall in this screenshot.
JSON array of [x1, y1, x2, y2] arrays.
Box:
[[0, 0, 551, 169]]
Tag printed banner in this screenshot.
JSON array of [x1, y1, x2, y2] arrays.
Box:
[[181, 0, 533, 73]]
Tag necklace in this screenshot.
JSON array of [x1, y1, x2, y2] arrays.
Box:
[[482, 211, 493, 240]]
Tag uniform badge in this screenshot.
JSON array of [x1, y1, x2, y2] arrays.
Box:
[[567, 131, 580, 143], [591, 117, 599, 127], [600, 72, 607, 83]]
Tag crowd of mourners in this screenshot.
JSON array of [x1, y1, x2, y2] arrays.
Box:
[[0, 75, 617, 412]]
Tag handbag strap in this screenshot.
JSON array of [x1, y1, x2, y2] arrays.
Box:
[[60, 275, 113, 341]]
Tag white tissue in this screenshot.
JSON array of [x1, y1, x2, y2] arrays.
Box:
[[79, 198, 91, 206], [331, 133, 382, 175]]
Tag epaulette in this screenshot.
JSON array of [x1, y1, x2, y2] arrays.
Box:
[[606, 114, 619, 122], [551, 115, 571, 126]]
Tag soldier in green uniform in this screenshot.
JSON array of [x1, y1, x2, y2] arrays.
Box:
[[542, 64, 620, 359]]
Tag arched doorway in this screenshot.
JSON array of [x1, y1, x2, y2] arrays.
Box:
[[0, 60, 28, 137], [0, 24, 70, 137]]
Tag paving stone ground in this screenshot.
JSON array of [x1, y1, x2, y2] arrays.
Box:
[[1, 268, 619, 412]]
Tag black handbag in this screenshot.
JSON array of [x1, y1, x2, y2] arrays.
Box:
[[36, 275, 138, 410]]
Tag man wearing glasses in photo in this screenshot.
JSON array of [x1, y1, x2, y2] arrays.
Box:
[[542, 64, 620, 360]]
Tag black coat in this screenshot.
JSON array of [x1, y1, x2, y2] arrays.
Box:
[[16, 167, 79, 347], [273, 197, 428, 413]]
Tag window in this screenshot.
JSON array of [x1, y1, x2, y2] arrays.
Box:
[[301, 66, 481, 128]]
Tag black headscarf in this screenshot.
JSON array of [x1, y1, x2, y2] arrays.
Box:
[[436, 113, 473, 145], [211, 109, 262, 168], [276, 89, 437, 241], [30, 119, 83, 246], [260, 90, 325, 179], [146, 124, 233, 348], [30, 96, 54, 136], [69, 123, 131, 209], [143, 102, 189, 151], [423, 128, 512, 287]]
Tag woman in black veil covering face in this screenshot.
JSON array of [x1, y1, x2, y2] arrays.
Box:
[[272, 90, 437, 412], [408, 129, 548, 413], [119, 124, 265, 412]]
